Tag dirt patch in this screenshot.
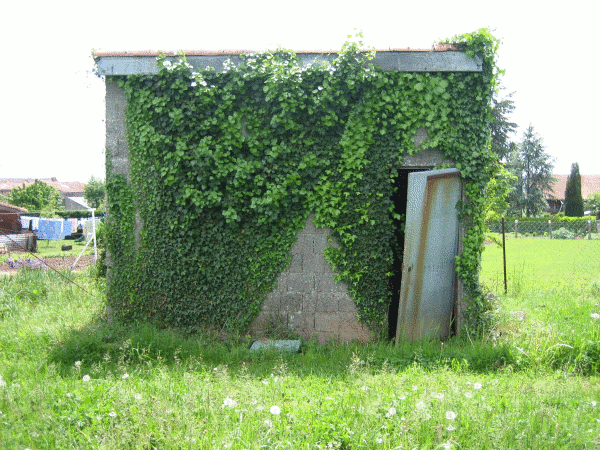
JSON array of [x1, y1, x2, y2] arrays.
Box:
[[0, 255, 97, 275]]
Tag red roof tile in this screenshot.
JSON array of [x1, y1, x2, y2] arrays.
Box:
[[547, 175, 600, 199]]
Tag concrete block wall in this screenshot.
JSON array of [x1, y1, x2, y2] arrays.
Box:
[[249, 214, 373, 343]]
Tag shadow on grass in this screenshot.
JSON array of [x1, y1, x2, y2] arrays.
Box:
[[47, 309, 519, 379]]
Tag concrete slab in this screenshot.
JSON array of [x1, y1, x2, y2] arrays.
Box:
[[249, 340, 301, 353]]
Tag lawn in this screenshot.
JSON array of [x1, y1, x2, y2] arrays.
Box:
[[0, 239, 599, 449]]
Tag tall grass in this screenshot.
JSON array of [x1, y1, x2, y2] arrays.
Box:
[[1, 246, 599, 449]]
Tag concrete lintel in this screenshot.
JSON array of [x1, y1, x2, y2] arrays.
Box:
[[96, 51, 482, 76]]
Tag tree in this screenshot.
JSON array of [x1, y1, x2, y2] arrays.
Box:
[[564, 162, 584, 217], [490, 84, 518, 162], [507, 125, 555, 217], [6, 180, 61, 212], [84, 176, 106, 209], [584, 192, 600, 218]]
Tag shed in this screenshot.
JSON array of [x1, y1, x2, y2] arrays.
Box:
[[0, 202, 28, 234], [95, 35, 497, 342]]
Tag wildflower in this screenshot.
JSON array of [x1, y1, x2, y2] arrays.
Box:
[[270, 405, 281, 415], [464, 392, 473, 399], [82, 375, 90, 382], [474, 382, 482, 390], [445, 411, 457, 420], [108, 411, 117, 418], [262, 379, 268, 385], [433, 393, 444, 400], [0, 376, 6, 387], [361, 385, 369, 392], [592, 401, 597, 407], [134, 393, 142, 400], [591, 313, 600, 319], [121, 373, 129, 380], [376, 437, 383, 443], [416, 401, 426, 410], [74, 361, 81, 368], [222, 397, 237, 408], [447, 424, 456, 431], [264, 419, 273, 427], [412, 385, 418, 391], [191, 82, 197, 87], [386, 407, 396, 418]]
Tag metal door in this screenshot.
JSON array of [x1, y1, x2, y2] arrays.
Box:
[[395, 168, 461, 341]]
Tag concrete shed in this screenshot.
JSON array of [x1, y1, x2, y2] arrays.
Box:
[[96, 45, 485, 342]]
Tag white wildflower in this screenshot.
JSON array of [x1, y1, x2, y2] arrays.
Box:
[[433, 393, 444, 400], [108, 411, 117, 418], [134, 393, 142, 400], [416, 401, 426, 410], [592, 401, 597, 407], [445, 411, 457, 420], [0, 376, 6, 387], [447, 424, 456, 431], [474, 382, 482, 390], [222, 397, 237, 408], [121, 373, 129, 380], [191, 82, 197, 87], [464, 392, 473, 399], [376, 437, 383, 443], [386, 407, 396, 418], [82, 375, 90, 382], [591, 313, 600, 319], [74, 361, 81, 367], [264, 419, 273, 427], [412, 385, 418, 391], [270, 405, 281, 415]]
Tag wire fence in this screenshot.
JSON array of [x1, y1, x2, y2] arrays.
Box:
[[487, 218, 600, 240]]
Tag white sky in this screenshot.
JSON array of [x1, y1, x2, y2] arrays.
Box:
[[1, 0, 598, 183]]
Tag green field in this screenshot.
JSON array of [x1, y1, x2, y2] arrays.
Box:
[[0, 240, 599, 449]]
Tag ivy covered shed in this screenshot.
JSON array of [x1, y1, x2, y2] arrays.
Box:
[[95, 31, 500, 343]]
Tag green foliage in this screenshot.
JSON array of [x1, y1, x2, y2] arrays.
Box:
[[108, 30, 502, 334], [6, 179, 62, 213], [564, 162, 584, 217], [507, 125, 555, 217], [553, 227, 575, 239], [83, 176, 106, 209], [585, 192, 600, 218], [490, 82, 517, 162]]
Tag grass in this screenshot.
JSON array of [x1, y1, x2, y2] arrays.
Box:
[[0, 238, 96, 265], [0, 240, 599, 449]]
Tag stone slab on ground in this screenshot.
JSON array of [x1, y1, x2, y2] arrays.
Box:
[[249, 340, 301, 353]]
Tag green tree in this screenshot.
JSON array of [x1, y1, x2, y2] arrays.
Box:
[[584, 192, 600, 218], [84, 176, 106, 209], [507, 125, 555, 217], [490, 84, 517, 162], [564, 162, 584, 217], [6, 180, 62, 212]]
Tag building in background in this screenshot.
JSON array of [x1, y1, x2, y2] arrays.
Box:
[[546, 174, 600, 214], [0, 178, 88, 211]]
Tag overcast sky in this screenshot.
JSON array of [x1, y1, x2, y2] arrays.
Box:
[[1, 0, 598, 182]]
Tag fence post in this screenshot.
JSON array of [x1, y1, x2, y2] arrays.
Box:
[[502, 218, 507, 294], [548, 220, 552, 239], [514, 219, 518, 238], [589, 220, 592, 240]]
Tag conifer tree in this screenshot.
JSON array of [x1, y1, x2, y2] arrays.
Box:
[[564, 162, 584, 217]]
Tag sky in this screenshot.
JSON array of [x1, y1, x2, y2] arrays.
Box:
[[1, 0, 598, 183]]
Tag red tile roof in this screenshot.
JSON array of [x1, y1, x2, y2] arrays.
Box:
[[547, 175, 600, 199], [0, 178, 85, 196], [0, 201, 28, 213]]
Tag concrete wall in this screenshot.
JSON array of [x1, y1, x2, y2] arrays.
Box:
[[248, 214, 373, 343]]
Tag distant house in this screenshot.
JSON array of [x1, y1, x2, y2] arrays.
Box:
[[0, 201, 28, 233], [546, 174, 600, 213], [0, 178, 88, 211]]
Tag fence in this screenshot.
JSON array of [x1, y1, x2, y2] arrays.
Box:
[[487, 218, 600, 240]]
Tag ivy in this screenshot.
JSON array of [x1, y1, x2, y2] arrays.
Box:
[[106, 29, 502, 336]]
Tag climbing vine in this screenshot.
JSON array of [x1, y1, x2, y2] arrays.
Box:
[[106, 29, 502, 336]]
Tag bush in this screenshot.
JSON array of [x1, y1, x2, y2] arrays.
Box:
[[553, 227, 574, 239]]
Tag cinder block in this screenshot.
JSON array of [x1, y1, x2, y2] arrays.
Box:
[[315, 274, 338, 292], [287, 273, 314, 292], [316, 295, 339, 313], [262, 291, 281, 311], [313, 234, 328, 254], [297, 234, 315, 254], [281, 293, 303, 313], [315, 313, 340, 333], [288, 312, 315, 334], [288, 253, 302, 273], [303, 292, 317, 313], [336, 293, 357, 312]]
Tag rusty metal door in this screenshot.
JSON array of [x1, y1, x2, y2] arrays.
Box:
[[395, 168, 461, 341]]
